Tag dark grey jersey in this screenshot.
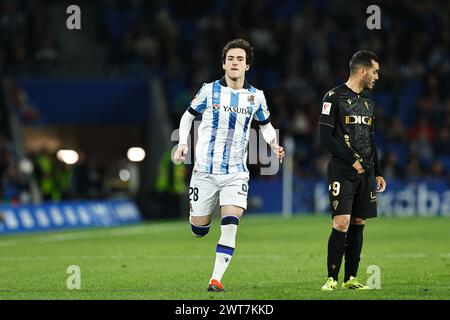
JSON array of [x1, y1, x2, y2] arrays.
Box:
[[319, 84, 376, 164]]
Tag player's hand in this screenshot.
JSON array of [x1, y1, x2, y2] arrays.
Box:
[[173, 144, 188, 163], [352, 160, 365, 174], [376, 176, 386, 193], [270, 142, 285, 163]]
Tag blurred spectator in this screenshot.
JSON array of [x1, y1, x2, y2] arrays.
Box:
[[404, 156, 424, 180], [32, 149, 57, 201], [381, 152, 404, 180], [0, 0, 59, 76], [0, 133, 33, 203], [71, 153, 104, 199], [410, 130, 434, 162], [434, 127, 450, 157], [430, 161, 446, 179], [408, 118, 436, 144], [385, 117, 408, 143], [154, 150, 188, 218]]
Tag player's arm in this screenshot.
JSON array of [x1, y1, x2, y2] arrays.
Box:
[[319, 93, 364, 173], [371, 123, 386, 192], [259, 122, 285, 161], [255, 92, 285, 162], [173, 111, 195, 162], [173, 84, 208, 162]]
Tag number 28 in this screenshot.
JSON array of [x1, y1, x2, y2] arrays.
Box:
[[189, 187, 199, 201]]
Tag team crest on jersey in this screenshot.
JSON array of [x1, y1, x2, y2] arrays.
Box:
[[322, 102, 331, 115], [333, 200, 339, 210], [212, 103, 220, 110], [248, 94, 255, 105]]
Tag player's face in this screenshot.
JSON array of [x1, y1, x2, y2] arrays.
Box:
[[223, 48, 249, 81], [362, 60, 379, 90]]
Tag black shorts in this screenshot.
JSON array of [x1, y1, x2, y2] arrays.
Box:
[[327, 160, 377, 219]]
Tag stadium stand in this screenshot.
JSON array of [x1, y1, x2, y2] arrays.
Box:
[[0, 0, 449, 218]]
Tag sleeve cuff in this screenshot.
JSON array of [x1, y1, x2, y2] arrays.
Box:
[[187, 107, 200, 116], [256, 116, 271, 126]]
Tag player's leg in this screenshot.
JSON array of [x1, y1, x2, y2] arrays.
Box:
[[327, 215, 350, 277], [322, 213, 350, 291], [188, 171, 219, 237], [342, 170, 377, 289], [322, 162, 356, 291], [190, 215, 212, 237], [344, 216, 365, 282], [341, 217, 369, 289], [208, 205, 243, 292], [208, 172, 248, 292]]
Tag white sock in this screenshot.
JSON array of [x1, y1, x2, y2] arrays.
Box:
[[210, 216, 239, 282]]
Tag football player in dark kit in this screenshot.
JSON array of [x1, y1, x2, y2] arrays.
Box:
[[319, 51, 387, 291]]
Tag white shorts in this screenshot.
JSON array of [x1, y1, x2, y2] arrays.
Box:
[[188, 170, 250, 217]]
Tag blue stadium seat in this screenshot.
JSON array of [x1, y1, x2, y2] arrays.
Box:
[[375, 92, 394, 115], [269, 0, 300, 22], [103, 9, 142, 41], [397, 80, 423, 128], [261, 68, 281, 91], [437, 155, 450, 172], [374, 133, 385, 146], [103, 10, 125, 40]]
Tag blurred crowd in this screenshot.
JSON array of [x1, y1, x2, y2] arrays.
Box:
[[0, 0, 60, 76], [0, 144, 141, 204], [0, 80, 139, 204], [95, 0, 450, 181], [1, 0, 450, 205]]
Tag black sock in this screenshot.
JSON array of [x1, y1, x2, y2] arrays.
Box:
[[344, 224, 365, 282], [327, 228, 347, 281]]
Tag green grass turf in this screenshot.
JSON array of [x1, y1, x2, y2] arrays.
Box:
[[0, 214, 449, 300]]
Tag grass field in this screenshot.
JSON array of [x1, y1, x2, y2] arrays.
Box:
[[0, 215, 449, 300]]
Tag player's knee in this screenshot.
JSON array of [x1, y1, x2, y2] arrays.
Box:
[[190, 222, 210, 237], [189, 216, 211, 237], [191, 222, 210, 237], [333, 217, 350, 232], [334, 223, 349, 233], [221, 215, 240, 226], [350, 217, 366, 225]]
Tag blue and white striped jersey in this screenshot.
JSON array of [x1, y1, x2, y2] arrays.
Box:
[[187, 77, 271, 175]]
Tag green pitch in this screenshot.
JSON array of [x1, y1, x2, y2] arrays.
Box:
[[1, 215, 449, 300]]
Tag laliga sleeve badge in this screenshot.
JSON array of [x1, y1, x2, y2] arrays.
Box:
[[322, 102, 332, 115]]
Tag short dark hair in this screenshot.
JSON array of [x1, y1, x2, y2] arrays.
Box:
[[221, 39, 254, 65], [349, 50, 379, 73]]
